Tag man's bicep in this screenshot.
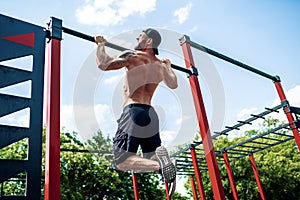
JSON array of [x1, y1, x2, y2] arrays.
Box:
[[105, 58, 129, 70], [104, 50, 136, 70]]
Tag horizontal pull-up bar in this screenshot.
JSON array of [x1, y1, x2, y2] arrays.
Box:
[[49, 23, 193, 75], [183, 36, 279, 82], [62, 27, 128, 51]]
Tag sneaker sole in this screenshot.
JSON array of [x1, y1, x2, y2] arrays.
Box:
[[156, 146, 176, 183]]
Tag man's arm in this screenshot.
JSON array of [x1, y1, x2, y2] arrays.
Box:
[[95, 36, 130, 71], [162, 58, 178, 89]]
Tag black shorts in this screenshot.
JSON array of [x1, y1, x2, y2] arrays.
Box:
[[113, 103, 161, 165]]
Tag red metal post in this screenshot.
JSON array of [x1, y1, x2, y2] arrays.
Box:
[[190, 175, 199, 200], [222, 152, 239, 200], [164, 181, 171, 200], [274, 81, 300, 151], [44, 17, 62, 200], [190, 147, 206, 200], [249, 154, 266, 200], [44, 38, 61, 200], [132, 172, 140, 200], [180, 35, 225, 200]]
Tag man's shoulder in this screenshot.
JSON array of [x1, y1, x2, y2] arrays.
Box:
[[118, 50, 136, 59]]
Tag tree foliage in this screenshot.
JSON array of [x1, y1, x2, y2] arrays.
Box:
[[60, 129, 167, 200], [0, 127, 189, 199], [0, 138, 28, 196]]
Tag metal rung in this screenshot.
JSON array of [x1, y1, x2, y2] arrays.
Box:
[[271, 132, 294, 137], [290, 106, 300, 114], [226, 151, 247, 155], [265, 107, 280, 113], [260, 136, 284, 142], [227, 148, 250, 153], [177, 173, 194, 176], [192, 141, 203, 145], [296, 121, 300, 128], [250, 140, 271, 145], [215, 131, 229, 136], [176, 160, 192, 164], [194, 147, 205, 151], [237, 120, 252, 125], [176, 166, 193, 170], [240, 144, 259, 149], [176, 156, 192, 159], [250, 114, 265, 119], [225, 126, 240, 130], [212, 135, 219, 140]]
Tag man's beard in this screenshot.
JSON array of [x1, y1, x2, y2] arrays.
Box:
[[134, 39, 147, 51]]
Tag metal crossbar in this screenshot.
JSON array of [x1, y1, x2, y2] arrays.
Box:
[[186, 37, 278, 82], [58, 26, 193, 75]]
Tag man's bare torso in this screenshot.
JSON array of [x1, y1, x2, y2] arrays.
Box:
[[95, 34, 178, 105], [123, 51, 164, 106]]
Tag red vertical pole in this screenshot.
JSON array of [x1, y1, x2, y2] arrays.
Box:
[[222, 152, 239, 200], [274, 81, 300, 151], [249, 154, 266, 200], [190, 175, 199, 200], [132, 172, 140, 200], [180, 35, 225, 200], [44, 18, 62, 200], [164, 181, 171, 200], [44, 38, 61, 200], [190, 147, 206, 200]]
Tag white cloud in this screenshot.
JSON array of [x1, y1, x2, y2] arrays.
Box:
[[237, 107, 258, 119], [118, 0, 156, 17], [272, 85, 300, 107], [103, 75, 122, 85], [61, 105, 77, 131], [174, 3, 192, 24], [160, 130, 177, 147], [57, 103, 118, 141], [94, 103, 118, 134], [76, 0, 157, 26], [189, 25, 198, 33], [71, 103, 117, 141], [270, 85, 300, 122], [175, 114, 192, 126]]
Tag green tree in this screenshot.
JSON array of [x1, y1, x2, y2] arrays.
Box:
[[60, 129, 167, 200], [0, 138, 28, 196], [1, 127, 190, 199]]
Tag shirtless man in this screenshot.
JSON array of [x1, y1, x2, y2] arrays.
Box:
[[94, 29, 177, 191]]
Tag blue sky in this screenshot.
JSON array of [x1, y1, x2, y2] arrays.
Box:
[[1, 0, 300, 146], [1, 0, 300, 196]]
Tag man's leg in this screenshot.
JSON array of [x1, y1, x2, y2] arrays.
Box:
[[116, 155, 160, 171]]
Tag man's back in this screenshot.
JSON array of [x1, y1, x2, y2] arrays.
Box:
[[123, 51, 164, 106]]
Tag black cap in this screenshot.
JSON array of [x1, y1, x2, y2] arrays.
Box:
[[143, 28, 161, 55]]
